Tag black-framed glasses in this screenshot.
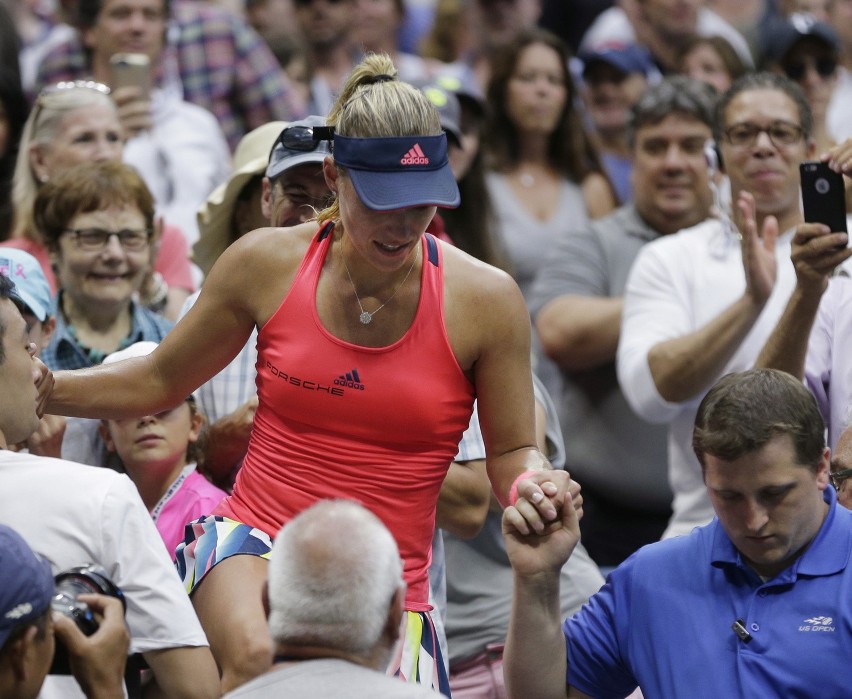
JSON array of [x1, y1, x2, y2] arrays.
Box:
[[830, 468, 852, 491], [723, 120, 805, 149], [783, 57, 837, 82], [62, 227, 152, 252], [270, 124, 335, 158]]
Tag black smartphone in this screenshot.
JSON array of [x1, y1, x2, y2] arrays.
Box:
[[800, 161, 848, 235]]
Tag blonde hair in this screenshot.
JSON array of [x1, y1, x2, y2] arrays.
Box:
[[317, 53, 442, 226], [11, 84, 119, 243]]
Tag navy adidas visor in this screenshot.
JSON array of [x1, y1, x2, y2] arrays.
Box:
[[333, 134, 460, 211]]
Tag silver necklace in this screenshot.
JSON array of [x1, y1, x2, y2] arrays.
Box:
[[341, 243, 420, 325]]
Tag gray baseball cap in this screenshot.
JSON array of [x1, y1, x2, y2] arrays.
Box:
[[266, 115, 332, 180]]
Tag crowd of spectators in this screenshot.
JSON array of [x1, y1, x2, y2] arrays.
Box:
[[3, 1, 852, 697]]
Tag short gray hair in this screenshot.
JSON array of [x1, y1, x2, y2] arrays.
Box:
[[267, 499, 405, 654]]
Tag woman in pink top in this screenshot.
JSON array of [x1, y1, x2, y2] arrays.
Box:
[[99, 342, 226, 560], [45, 54, 578, 695]]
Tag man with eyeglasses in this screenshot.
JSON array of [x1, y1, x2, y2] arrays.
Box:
[[502, 368, 852, 698], [184, 117, 332, 487], [754, 133, 852, 467], [761, 13, 842, 155], [617, 72, 817, 540]]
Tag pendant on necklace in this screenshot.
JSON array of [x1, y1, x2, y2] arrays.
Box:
[[519, 172, 535, 188], [359, 311, 373, 325]]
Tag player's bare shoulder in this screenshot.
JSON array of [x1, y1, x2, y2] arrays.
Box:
[[440, 241, 527, 371], [229, 222, 318, 271], [440, 240, 523, 312], [201, 221, 321, 321]]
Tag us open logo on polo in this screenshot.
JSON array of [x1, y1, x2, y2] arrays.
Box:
[[5, 602, 33, 620], [799, 616, 835, 632], [401, 144, 429, 165]]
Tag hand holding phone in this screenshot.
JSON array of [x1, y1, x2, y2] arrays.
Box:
[[109, 53, 152, 135], [800, 161, 848, 235], [109, 53, 151, 100]]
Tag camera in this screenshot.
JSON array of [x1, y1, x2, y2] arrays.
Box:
[[49, 565, 125, 675]]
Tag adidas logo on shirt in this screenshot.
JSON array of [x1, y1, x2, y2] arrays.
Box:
[[401, 144, 429, 165]]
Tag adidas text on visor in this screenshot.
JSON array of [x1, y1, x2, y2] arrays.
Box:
[[333, 134, 461, 211]]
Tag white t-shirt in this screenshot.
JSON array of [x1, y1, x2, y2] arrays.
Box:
[[616, 219, 797, 538], [0, 451, 209, 697]]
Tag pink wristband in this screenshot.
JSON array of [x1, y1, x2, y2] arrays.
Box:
[[508, 470, 538, 506]]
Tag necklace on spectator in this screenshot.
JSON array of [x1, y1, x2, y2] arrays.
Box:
[[340, 243, 420, 325]]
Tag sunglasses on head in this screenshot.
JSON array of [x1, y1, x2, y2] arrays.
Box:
[[40, 80, 111, 97], [271, 124, 335, 157], [782, 57, 837, 81], [33, 81, 112, 129]]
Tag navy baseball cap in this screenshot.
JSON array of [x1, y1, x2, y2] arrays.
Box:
[[579, 43, 655, 78], [761, 13, 839, 64], [333, 133, 460, 211], [0, 525, 54, 647]]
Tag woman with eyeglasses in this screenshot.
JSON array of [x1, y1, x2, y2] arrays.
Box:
[[2, 81, 197, 319], [43, 53, 577, 695], [35, 160, 172, 374]]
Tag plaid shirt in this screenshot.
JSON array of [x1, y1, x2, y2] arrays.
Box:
[[35, 1, 305, 151], [42, 295, 174, 371]]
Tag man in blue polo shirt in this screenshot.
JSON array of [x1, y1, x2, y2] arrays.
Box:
[[502, 368, 852, 698]]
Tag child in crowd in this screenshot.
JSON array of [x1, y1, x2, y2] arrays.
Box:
[[100, 342, 227, 560]]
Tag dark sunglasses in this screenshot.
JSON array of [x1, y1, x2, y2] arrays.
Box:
[[783, 57, 837, 81], [270, 125, 335, 158]]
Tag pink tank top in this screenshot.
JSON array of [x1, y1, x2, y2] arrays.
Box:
[[215, 224, 475, 609]]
